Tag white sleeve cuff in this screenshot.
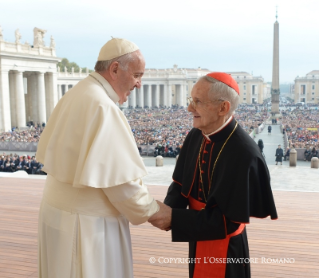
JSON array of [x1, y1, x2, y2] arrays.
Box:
[[102, 179, 159, 225]]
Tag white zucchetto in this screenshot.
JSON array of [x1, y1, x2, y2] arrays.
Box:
[[97, 38, 139, 61]]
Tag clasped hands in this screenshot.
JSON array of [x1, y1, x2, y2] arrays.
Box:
[[148, 200, 172, 231]]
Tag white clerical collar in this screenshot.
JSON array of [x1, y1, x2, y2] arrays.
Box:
[[89, 72, 120, 104], [203, 116, 233, 141]]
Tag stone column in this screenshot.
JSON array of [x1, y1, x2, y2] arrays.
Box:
[[45, 72, 58, 121], [164, 84, 169, 107], [143, 85, 148, 107], [45, 74, 50, 122], [15, 71, 26, 128], [138, 86, 144, 108], [24, 76, 31, 123], [37, 72, 46, 124], [159, 85, 164, 107], [154, 84, 160, 108], [167, 83, 172, 108], [25, 75, 33, 124], [57, 84, 62, 100], [28, 73, 38, 124], [64, 84, 68, 95], [61, 85, 66, 96], [0, 70, 11, 131], [9, 72, 17, 127], [176, 84, 182, 106], [51, 73, 58, 108], [129, 88, 136, 108], [182, 83, 187, 107], [147, 84, 152, 108]]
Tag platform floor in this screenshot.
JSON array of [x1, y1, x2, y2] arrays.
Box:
[[0, 177, 319, 278]]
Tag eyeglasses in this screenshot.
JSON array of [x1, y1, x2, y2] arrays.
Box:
[[187, 97, 224, 109]]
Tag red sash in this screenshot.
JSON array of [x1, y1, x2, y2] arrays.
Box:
[[189, 196, 245, 278]]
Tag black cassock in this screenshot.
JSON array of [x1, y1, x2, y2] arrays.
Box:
[[164, 118, 278, 278]]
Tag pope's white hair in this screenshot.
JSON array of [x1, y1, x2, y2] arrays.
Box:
[[199, 75, 240, 116], [94, 51, 138, 72]]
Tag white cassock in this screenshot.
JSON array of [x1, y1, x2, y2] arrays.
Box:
[[36, 72, 159, 278]]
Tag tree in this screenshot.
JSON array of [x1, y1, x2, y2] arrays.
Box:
[[57, 58, 92, 73]]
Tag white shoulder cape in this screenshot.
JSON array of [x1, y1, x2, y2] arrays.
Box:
[[36, 72, 147, 188]]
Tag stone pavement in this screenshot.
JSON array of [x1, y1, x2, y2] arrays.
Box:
[[253, 123, 284, 166], [252, 122, 310, 167], [141, 158, 319, 192], [141, 123, 319, 192]]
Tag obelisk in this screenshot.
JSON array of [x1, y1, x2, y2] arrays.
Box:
[[271, 10, 280, 116]]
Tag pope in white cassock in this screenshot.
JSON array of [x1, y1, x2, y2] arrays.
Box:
[[36, 38, 160, 278]]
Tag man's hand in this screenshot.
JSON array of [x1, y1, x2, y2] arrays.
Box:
[[148, 200, 172, 230]]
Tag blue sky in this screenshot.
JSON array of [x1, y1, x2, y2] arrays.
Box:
[[1, 0, 318, 82]]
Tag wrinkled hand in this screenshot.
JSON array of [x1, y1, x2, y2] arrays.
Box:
[[148, 200, 172, 230]]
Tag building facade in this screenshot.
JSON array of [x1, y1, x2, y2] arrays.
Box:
[[228, 72, 265, 105], [58, 68, 266, 109], [0, 27, 59, 132], [294, 70, 319, 104], [0, 27, 267, 132]]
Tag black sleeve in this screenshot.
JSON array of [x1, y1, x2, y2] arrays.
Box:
[[164, 181, 239, 242], [170, 206, 228, 242], [164, 181, 188, 209]]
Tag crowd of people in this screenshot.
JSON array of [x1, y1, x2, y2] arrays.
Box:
[[0, 125, 44, 142], [282, 109, 319, 149], [0, 153, 45, 174], [125, 105, 269, 148], [126, 108, 192, 148], [0, 105, 318, 160], [303, 145, 319, 161]]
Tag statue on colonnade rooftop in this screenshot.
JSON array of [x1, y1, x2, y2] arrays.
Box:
[[33, 27, 46, 47], [15, 29, 21, 44], [50, 35, 56, 48]]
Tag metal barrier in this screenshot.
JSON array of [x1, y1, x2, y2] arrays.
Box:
[[0, 142, 38, 152]]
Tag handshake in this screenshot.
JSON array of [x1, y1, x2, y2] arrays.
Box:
[[148, 200, 172, 231]]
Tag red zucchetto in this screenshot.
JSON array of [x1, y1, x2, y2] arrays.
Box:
[[206, 72, 240, 95]]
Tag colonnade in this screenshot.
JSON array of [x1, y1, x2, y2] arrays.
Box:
[[127, 83, 187, 108], [57, 84, 74, 99], [0, 71, 189, 131], [0, 69, 58, 131]]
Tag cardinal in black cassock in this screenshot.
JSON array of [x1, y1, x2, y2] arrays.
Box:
[[157, 72, 277, 278]]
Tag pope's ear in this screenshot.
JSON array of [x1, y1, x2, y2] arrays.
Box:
[[109, 61, 120, 80]]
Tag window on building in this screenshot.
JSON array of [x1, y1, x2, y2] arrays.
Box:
[[312, 92, 315, 95], [312, 98, 315, 101], [244, 92, 246, 95], [252, 85, 257, 95], [243, 85, 246, 90], [312, 85, 315, 90], [301, 85, 306, 95], [243, 98, 246, 100]]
